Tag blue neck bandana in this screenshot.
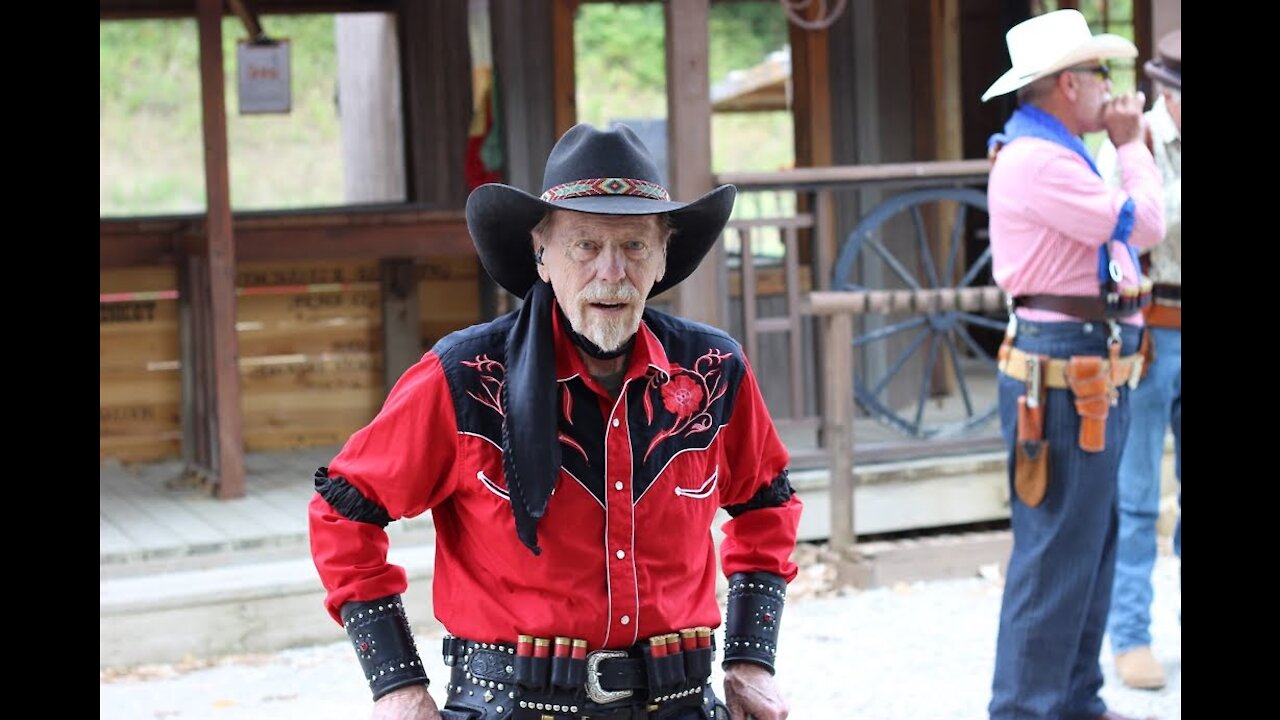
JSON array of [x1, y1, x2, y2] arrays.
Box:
[[988, 104, 1138, 282]]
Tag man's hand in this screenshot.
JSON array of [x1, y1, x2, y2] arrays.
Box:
[[723, 662, 789, 720], [371, 684, 441, 720], [1104, 91, 1147, 149]]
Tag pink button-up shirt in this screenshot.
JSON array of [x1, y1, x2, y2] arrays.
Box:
[[987, 136, 1166, 324]]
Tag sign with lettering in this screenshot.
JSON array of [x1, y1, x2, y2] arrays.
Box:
[[237, 40, 291, 114]]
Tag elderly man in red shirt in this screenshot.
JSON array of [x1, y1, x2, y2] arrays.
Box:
[[309, 123, 802, 720]]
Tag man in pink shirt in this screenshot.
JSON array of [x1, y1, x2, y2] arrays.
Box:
[[981, 10, 1165, 720]]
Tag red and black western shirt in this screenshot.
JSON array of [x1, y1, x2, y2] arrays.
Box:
[[309, 306, 802, 651]]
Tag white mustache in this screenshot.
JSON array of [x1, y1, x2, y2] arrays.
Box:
[[577, 284, 641, 305]]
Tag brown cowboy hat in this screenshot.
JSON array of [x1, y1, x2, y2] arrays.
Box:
[[1144, 30, 1180, 90], [465, 123, 736, 298]]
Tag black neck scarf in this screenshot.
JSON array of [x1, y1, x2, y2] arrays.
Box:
[[502, 280, 560, 555], [503, 282, 642, 554]]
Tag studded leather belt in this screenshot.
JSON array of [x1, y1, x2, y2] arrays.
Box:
[[441, 634, 715, 717]]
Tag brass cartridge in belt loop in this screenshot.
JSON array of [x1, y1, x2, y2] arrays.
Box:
[[682, 627, 715, 685], [696, 627, 712, 649], [514, 634, 536, 687], [679, 628, 698, 652], [665, 633, 682, 656], [648, 634, 669, 658], [532, 637, 552, 688], [566, 638, 588, 687], [550, 636, 572, 688], [666, 632, 688, 687]]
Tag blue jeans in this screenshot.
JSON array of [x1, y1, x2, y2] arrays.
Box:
[[989, 320, 1139, 720], [1108, 326, 1181, 653]]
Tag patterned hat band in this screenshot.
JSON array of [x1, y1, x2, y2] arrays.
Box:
[[540, 177, 670, 203]]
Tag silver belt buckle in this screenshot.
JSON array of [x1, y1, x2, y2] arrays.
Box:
[[584, 649, 633, 705]]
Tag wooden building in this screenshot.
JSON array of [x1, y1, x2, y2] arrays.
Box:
[[100, 0, 1180, 500]]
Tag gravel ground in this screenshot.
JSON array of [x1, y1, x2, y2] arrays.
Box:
[[100, 554, 1180, 719]]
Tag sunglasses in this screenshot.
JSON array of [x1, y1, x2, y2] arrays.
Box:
[[1066, 64, 1111, 82]]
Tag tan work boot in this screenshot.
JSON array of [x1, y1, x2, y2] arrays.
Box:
[[1115, 646, 1167, 690]]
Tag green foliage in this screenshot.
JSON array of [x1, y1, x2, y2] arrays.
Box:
[[574, 1, 789, 125], [101, 5, 794, 217], [575, 2, 793, 175], [100, 15, 343, 216], [708, 2, 788, 82]]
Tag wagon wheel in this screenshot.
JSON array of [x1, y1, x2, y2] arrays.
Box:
[[831, 187, 1007, 439]]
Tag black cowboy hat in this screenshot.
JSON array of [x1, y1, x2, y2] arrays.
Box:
[[1143, 30, 1180, 90], [465, 123, 736, 298]]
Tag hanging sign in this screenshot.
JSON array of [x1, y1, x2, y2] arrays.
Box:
[[237, 39, 291, 114]]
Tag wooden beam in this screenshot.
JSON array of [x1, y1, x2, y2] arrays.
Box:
[[227, 0, 266, 41], [931, 0, 962, 163], [492, 0, 558, 194], [400, 0, 472, 208], [101, 0, 396, 20], [552, 0, 579, 137], [1133, 0, 1153, 97], [381, 259, 422, 394], [715, 159, 990, 190], [99, 210, 474, 268], [789, 6, 833, 169], [821, 311, 855, 551], [197, 0, 246, 499], [664, 0, 722, 328]]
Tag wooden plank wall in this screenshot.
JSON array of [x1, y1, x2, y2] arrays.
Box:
[[101, 267, 184, 462], [100, 257, 479, 463]]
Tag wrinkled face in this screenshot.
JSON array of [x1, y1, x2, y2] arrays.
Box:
[[533, 210, 670, 352], [1063, 60, 1113, 133]]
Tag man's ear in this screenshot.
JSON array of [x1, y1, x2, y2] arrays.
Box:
[[1058, 71, 1078, 101], [535, 246, 551, 282]]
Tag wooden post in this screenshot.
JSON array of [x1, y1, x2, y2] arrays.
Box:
[[910, 0, 963, 396], [552, 0, 578, 137], [335, 14, 418, 390], [381, 260, 421, 394], [400, 0, 472, 208], [823, 311, 855, 551], [197, 0, 246, 499], [664, 0, 722, 328]]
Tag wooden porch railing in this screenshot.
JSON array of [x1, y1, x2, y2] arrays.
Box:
[[716, 160, 1000, 550], [716, 159, 992, 458], [807, 286, 1006, 552]]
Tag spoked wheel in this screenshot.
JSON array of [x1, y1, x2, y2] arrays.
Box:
[[831, 187, 1007, 439]]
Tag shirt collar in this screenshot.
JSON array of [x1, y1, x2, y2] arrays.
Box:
[[551, 304, 673, 384], [1148, 95, 1180, 145]]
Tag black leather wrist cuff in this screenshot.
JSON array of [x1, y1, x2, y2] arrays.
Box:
[[341, 594, 430, 700], [721, 571, 787, 675]]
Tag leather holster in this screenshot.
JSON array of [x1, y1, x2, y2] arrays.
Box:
[[1065, 356, 1111, 453], [1136, 327, 1157, 380], [1014, 353, 1050, 508]]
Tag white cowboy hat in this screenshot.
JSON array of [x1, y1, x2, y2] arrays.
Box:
[[981, 9, 1137, 102]]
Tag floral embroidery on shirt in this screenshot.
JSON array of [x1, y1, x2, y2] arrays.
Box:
[[661, 375, 704, 418], [642, 348, 733, 461], [461, 355, 505, 417]]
